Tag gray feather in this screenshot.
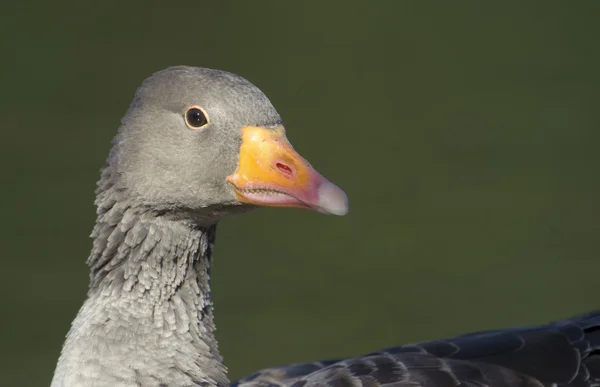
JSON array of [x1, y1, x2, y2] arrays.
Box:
[[51, 66, 283, 387]]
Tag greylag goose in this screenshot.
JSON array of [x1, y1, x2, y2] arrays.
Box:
[[51, 66, 600, 387]]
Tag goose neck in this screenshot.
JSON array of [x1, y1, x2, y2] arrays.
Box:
[[51, 202, 227, 387]]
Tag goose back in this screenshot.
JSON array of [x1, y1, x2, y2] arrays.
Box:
[[234, 311, 600, 387]]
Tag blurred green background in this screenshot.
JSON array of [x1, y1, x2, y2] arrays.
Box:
[[1, 2, 599, 386]]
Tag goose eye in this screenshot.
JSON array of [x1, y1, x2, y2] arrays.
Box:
[[185, 107, 209, 129]]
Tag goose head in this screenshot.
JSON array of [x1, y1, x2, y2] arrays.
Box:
[[107, 66, 348, 221]]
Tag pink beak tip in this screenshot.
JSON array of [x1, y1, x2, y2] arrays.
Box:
[[316, 181, 349, 216]]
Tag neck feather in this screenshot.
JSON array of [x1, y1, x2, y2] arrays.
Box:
[[52, 183, 227, 387]]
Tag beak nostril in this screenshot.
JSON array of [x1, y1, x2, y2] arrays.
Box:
[[275, 162, 294, 176]]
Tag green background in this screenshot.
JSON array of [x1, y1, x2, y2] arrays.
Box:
[[1, 2, 599, 386]]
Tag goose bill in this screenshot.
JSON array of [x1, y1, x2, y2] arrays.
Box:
[[226, 126, 348, 216]]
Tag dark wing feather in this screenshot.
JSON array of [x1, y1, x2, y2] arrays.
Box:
[[232, 311, 600, 387]]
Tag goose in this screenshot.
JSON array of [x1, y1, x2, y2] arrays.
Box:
[[51, 66, 600, 387]]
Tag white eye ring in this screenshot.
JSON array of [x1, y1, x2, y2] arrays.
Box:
[[184, 106, 210, 130]]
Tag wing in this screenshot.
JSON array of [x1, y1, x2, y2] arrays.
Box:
[[233, 311, 600, 387]]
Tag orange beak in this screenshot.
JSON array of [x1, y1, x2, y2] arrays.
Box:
[[226, 126, 348, 216]]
